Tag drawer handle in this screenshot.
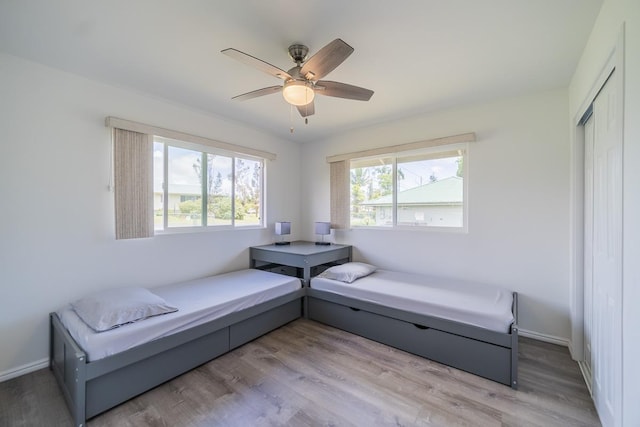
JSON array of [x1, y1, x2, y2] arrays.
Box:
[[349, 307, 361, 312], [413, 323, 430, 330]]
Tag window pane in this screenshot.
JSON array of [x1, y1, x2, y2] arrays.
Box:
[[153, 136, 266, 232], [167, 146, 203, 227], [206, 154, 233, 226], [350, 157, 394, 227], [153, 141, 164, 231], [397, 151, 464, 227], [234, 158, 262, 226]]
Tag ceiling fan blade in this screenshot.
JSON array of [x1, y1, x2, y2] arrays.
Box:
[[296, 100, 315, 117], [300, 39, 354, 81], [314, 81, 374, 101], [232, 86, 282, 101], [222, 48, 292, 80]]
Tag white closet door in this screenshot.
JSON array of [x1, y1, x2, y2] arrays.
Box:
[[591, 70, 622, 427], [583, 114, 594, 384]]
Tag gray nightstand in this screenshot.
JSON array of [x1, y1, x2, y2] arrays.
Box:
[[250, 241, 352, 286]]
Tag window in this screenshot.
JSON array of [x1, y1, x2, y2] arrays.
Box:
[[109, 117, 274, 239], [349, 144, 466, 229], [153, 136, 264, 231]]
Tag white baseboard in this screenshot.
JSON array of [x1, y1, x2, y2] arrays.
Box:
[[0, 358, 49, 383], [577, 360, 593, 396], [518, 328, 570, 347]]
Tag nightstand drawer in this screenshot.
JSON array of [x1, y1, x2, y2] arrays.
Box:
[[268, 265, 298, 277]]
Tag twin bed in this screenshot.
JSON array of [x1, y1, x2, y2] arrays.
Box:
[[50, 269, 305, 427], [308, 265, 518, 389], [50, 263, 518, 427]]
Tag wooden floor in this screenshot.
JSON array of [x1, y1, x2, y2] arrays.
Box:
[[0, 319, 600, 426]]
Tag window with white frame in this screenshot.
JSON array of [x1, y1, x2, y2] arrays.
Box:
[[109, 117, 273, 240], [153, 136, 264, 231], [349, 144, 467, 229]]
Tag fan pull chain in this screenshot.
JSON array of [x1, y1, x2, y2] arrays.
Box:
[[290, 104, 294, 133], [305, 91, 309, 125]]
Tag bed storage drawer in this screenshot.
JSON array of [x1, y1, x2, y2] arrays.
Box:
[[308, 297, 512, 385], [229, 299, 301, 349], [85, 326, 229, 419]]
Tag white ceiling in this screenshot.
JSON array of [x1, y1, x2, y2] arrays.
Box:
[[0, 0, 602, 143]]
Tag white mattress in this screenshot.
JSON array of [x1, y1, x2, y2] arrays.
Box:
[[58, 269, 301, 361], [311, 270, 514, 333]]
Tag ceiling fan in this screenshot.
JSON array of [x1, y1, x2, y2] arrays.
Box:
[[221, 39, 374, 121]]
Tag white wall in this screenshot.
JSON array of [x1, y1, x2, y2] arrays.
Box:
[[569, 0, 640, 425], [302, 89, 571, 342], [0, 53, 302, 379]]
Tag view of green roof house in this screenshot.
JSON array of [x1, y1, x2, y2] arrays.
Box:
[[362, 176, 463, 227]]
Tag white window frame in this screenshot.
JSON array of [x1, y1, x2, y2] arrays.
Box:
[[154, 136, 265, 234], [349, 143, 468, 232], [107, 117, 274, 239]]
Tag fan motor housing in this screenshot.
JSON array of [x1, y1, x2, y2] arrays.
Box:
[[286, 66, 304, 80]]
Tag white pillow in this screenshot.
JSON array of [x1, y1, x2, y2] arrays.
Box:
[[318, 262, 377, 283], [71, 287, 178, 332]]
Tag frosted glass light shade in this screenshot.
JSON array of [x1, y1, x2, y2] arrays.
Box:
[[275, 222, 291, 235], [315, 222, 331, 235], [282, 81, 315, 106]]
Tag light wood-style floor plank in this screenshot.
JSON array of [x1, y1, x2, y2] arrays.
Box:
[[0, 319, 600, 426]]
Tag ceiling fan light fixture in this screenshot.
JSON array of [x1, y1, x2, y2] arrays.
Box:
[[282, 80, 315, 106], [222, 38, 373, 123]]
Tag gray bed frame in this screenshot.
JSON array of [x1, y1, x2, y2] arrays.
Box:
[[50, 288, 305, 427], [50, 278, 517, 426], [306, 288, 519, 389]]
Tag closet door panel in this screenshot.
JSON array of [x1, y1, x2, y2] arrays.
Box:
[[591, 70, 622, 427], [583, 115, 594, 382]]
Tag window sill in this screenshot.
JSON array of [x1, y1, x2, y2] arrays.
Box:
[[154, 225, 266, 236], [350, 225, 468, 234]]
